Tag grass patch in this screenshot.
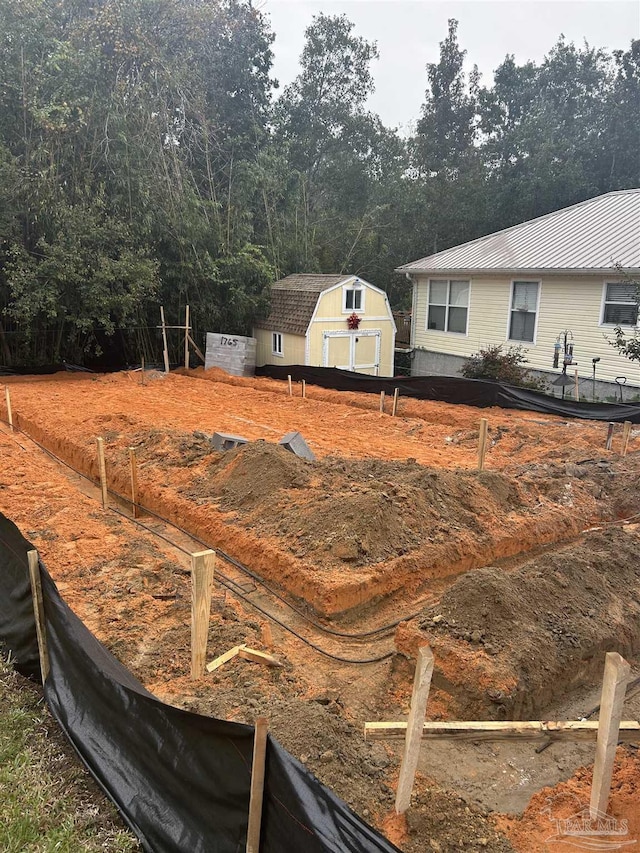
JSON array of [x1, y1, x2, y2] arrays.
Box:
[[0, 654, 140, 853]]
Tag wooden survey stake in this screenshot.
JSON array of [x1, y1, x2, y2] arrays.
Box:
[[621, 420, 632, 456], [301, 379, 306, 398], [160, 306, 170, 373], [287, 374, 292, 397], [605, 422, 615, 450], [190, 550, 215, 679], [478, 418, 489, 471], [96, 437, 108, 508], [395, 646, 434, 814], [246, 717, 268, 853], [391, 387, 400, 417], [129, 447, 139, 519], [380, 390, 385, 414], [590, 652, 630, 818], [28, 550, 50, 685], [5, 386, 13, 431]]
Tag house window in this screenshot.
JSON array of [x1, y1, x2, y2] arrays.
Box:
[[344, 286, 363, 312], [272, 332, 283, 356], [509, 281, 539, 342], [602, 282, 639, 326], [427, 279, 469, 334]]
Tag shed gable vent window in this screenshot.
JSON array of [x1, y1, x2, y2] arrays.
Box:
[[427, 279, 469, 334], [509, 281, 539, 343], [345, 288, 362, 311], [272, 332, 283, 356], [602, 282, 639, 326]]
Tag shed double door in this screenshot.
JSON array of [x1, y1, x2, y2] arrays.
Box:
[[322, 330, 381, 375]]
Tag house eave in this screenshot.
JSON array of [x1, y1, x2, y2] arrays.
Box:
[[396, 266, 640, 278]]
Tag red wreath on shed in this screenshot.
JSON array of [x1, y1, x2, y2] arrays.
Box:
[[347, 312, 361, 330]]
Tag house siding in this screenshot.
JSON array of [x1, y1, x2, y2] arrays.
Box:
[[255, 328, 307, 367], [412, 274, 640, 389]]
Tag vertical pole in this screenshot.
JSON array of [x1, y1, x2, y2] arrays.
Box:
[[478, 418, 489, 471], [574, 369, 579, 402], [5, 386, 13, 431], [129, 447, 139, 519], [287, 375, 292, 397], [380, 390, 385, 414], [605, 422, 615, 451], [184, 304, 190, 370], [96, 437, 108, 509], [141, 356, 146, 386], [395, 646, 434, 814], [590, 652, 630, 818], [160, 306, 170, 374], [621, 421, 632, 457], [301, 379, 306, 399], [392, 387, 399, 417], [28, 550, 50, 686], [191, 549, 215, 679], [246, 717, 269, 853]]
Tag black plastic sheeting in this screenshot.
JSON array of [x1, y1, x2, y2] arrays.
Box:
[[0, 513, 400, 853], [256, 364, 640, 424]]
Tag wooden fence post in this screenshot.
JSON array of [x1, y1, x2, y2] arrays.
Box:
[[96, 437, 108, 509], [605, 422, 615, 451], [621, 421, 632, 456], [395, 646, 434, 814], [5, 386, 13, 431], [160, 306, 170, 373], [191, 550, 215, 679], [590, 652, 630, 818], [28, 550, 50, 686], [246, 717, 268, 853], [392, 387, 400, 417], [184, 304, 190, 370], [478, 418, 489, 471], [129, 447, 139, 519]]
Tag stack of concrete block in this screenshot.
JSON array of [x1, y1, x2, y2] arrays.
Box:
[[205, 333, 257, 377]]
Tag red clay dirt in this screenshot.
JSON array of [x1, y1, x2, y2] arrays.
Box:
[[1, 368, 639, 852]]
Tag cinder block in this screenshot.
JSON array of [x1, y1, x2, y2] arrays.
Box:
[[278, 431, 315, 461], [211, 432, 249, 452]]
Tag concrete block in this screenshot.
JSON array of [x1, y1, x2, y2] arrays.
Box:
[[278, 431, 315, 461], [211, 432, 249, 452]]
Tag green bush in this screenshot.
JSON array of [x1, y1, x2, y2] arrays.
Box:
[[461, 344, 547, 391]]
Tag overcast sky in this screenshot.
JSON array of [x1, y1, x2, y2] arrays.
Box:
[[262, 0, 640, 130]]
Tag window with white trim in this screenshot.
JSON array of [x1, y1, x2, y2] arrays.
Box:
[[509, 281, 539, 342], [272, 332, 283, 356], [602, 282, 639, 326], [427, 279, 469, 334], [344, 287, 363, 311]]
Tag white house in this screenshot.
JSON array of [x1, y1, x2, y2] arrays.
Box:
[[253, 274, 396, 376], [397, 189, 640, 399]]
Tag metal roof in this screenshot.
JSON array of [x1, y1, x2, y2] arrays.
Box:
[[254, 274, 354, 336], [397, 189, 640, 275]]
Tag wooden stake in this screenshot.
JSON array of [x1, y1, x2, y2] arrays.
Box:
[[379, 390, 385, 414], [605, 422, 615, 450], [191, 549, 215, 679], [238, 647, 283, 668], [478, 418, 489, 471], [287, 374, 292, 397], [574, 369, 580, 402], [129, 447, 139, 519], [184, 304, 190, 370], [96, 437, 108, 509], [206, 644, 246, 673], [246, 717, 268, 853], [590, 652, 630, 818], [395, 646, 434, 814], [5, 386, 13, 431], [141, 356, 146, 386], [301, 379, 306, 398], [160, 306, 170, 373], [28, 550, 50, 686], [392, 387, 399, 417], [621, 420, 632, 456]]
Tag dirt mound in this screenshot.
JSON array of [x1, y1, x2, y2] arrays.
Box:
[[415, 527, 640, 717]]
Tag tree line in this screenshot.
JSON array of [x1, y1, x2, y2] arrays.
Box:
[[0, 0, 638, 366]]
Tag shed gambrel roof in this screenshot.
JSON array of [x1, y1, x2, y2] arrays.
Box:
[[254, 274, 354, 336], [397, 189, 640, 275]]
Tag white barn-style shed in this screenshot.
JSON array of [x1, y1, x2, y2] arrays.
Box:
[[397, 189, 640, 399], [253, 274, 396, 376]]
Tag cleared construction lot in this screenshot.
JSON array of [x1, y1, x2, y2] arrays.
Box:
[[2, 367, 639, 852]]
